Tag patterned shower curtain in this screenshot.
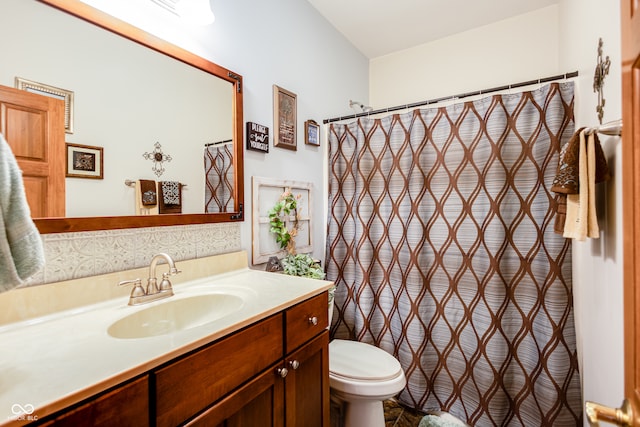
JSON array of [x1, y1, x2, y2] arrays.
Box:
[[204, 143, 234, 213], [326, 82, 581, 425]]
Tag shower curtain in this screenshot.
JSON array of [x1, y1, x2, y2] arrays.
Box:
[[326, 82, 581, 425], [204, 144, 234, 213]]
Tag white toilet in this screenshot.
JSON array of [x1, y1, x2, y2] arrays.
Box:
[[329, 339, 406, 427]]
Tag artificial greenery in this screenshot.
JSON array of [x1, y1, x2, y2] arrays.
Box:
[[268, 190, 300, 253], [281, 253, 326, 279]]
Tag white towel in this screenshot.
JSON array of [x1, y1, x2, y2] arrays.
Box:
[[563, 130, 600, 240], [0, 133, 45, 291]]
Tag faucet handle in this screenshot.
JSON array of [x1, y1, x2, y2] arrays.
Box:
[[118, 279, 145, 297], [159, 272, 174, 292]]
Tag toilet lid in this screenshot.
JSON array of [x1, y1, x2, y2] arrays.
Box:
[[329, 339, 402, 381]]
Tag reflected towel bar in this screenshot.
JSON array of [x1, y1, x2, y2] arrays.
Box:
[[125, 179, 187, 187]]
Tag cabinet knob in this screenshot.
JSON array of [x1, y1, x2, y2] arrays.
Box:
[[276, 367, 289, 378], [308, 316, 318, 326], [288, 360, 300, 370]]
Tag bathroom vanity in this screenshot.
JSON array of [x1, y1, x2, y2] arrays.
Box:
[[0, 251, 332, 427]]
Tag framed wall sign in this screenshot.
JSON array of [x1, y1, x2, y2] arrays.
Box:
[[246, 121, 269, 153], [66, 143, 103, 179], [305, 120, 320, 146], [273, 85, 297, 150], [16, 77, 74, 134]]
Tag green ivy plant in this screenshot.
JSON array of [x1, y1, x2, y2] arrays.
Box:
[[281, 253, 326, 279]]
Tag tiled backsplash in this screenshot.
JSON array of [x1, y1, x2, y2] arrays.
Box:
[[27, 222, 241, 286]]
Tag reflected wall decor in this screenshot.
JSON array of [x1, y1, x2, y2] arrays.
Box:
[[66, 143, 103, 179], [16, 77, 74, 134]]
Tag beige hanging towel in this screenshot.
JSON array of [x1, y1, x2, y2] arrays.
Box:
[[558, 129, 610, 240]]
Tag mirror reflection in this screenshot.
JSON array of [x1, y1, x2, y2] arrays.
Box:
[[0, 0, 238, 218]]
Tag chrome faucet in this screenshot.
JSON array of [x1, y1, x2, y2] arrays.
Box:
[[119, 253, 181, 305]]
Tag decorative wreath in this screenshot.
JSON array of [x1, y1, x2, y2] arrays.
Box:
[[268, 189, 301, 254]]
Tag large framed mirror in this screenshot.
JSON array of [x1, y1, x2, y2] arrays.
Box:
[[2, 0, 244, 233]]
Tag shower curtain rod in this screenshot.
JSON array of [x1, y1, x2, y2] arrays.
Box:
[[204, 139, 233, 147], [323, 71, 579, 124]]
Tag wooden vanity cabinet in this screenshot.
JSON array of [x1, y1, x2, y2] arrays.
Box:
[[32, 291, 329, 427]]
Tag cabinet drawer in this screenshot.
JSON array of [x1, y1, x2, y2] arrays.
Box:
[[285, 292, 328, 354], [155, 313, 283, 427], [42, 376, 149, 427]]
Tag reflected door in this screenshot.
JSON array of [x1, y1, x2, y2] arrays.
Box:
[[0, 84, 65, 218]]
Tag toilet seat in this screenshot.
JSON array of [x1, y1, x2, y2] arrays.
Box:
[[329, 339, 406, 427], [329, 339, 403, 381]]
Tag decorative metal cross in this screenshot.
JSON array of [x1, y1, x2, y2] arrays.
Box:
[[593, 37, 611, 125], [143, 141, 172, 177]]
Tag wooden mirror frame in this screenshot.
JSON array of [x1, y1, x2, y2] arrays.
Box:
[[34, 0, 244, 234]]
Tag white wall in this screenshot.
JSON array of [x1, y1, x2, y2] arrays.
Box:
[[369, 6, 560, 108], [558, 0, 624, 417], [368, 1, 624, 422]]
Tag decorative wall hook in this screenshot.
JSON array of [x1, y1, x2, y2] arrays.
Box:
[[593, 37, 611, 125], [143, 141, 172, 177]]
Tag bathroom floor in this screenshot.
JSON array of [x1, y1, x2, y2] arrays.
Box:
[[330, 398, 427, 427], [384, 399, 429, 426]]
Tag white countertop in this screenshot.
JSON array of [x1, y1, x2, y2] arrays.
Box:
[[0, 267, 333, 426]]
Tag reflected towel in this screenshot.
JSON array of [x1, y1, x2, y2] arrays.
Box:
[[139, 179, 157, 206], [135, 180, 158, 215], [158, 181, 182, 214], [0, 133, 45, 292]]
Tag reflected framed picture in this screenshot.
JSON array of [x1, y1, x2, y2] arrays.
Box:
[[66, 143, 103, 179], [15, 77, 74, 134], [305, 120, 320, 146], [273, 85, 297, 151]]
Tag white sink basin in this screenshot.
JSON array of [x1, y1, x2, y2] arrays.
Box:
[[108, 293, 244, 339]]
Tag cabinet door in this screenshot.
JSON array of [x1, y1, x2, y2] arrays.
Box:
[[186, 364, 285, 427], [41, 376, 149, 427], [285, 331, 330, 427]]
